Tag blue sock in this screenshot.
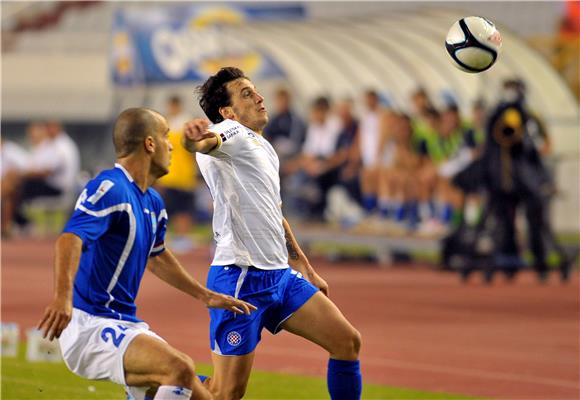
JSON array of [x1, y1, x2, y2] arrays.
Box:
[[378, 201, 391, 218], [197, 374, 209, 383], [394, 203, 406, 222], [327, 359, 362, 400], [362, 195, 377, 213], [406, 202, 420, 229], [441, 204, 454, 223]]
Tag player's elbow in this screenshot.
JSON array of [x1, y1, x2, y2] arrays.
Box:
[[56, 233, 83, 252]]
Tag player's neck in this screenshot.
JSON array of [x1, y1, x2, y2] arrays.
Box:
[[116, 157, 152, 193]]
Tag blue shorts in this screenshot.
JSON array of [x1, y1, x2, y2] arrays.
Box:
[[207, 265, 319, 356]]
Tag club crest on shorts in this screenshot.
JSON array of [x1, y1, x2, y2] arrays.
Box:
[[226, 331, 242, 346]]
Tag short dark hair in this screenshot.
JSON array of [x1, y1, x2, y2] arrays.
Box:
[[365, 89, 379, 99], [113, 108, 162, 157], [168, 95, 182, 106], [312, 96, 331, 111], [197, 67, 248, 123]]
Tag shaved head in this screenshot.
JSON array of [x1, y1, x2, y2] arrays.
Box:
[[113, 108, 164, 157]]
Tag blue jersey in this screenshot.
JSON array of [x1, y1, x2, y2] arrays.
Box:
[[63, 164, 168, 322]]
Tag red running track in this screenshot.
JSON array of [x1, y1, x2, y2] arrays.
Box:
[[2, 238, 579, 399]]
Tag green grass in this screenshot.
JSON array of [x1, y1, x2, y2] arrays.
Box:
[[2, 345, 474, 400]]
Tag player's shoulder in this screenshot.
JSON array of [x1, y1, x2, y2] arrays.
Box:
[[81, 167, 128, 204], [147, 186, 164, 205], [210, 119, 246, 138]]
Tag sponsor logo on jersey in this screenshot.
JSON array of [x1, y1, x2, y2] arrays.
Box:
[[220, 126, 240, 142]]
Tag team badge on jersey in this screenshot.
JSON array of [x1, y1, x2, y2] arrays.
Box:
[[226, 331, 242, 346]]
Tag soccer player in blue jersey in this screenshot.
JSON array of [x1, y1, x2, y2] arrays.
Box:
[[182, 68, 362, 400], [38, 107, 256, 400]]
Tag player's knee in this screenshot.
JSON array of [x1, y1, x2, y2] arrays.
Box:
[[349, 328, 362, 357], [333, 327, 362, 360], [215, 382, 247, 400], [165, 353, 196, 387]]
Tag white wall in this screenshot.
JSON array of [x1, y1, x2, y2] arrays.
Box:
[[2, 53, 113, 121]]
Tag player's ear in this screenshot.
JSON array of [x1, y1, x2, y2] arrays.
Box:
[[144, 135, 155, 154], [219, 106, 235, 121]]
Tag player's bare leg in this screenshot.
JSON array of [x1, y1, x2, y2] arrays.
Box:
[[123, 334, 211, 400], [282, 292, 360, 360], [209, 352, 255, 400], [282, 291, 362, 399]]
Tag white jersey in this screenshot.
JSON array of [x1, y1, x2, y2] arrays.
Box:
[[196, 119, 288, 270], [359, 110, 381, 167]]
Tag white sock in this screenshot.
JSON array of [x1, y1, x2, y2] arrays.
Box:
[[153, 386, 192, 400]]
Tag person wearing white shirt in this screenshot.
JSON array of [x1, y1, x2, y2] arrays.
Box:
[[9, 121, 80, 234], [1, 138, 30, 235], [182, 67, 361, 400], [284, 97, 343, 218]]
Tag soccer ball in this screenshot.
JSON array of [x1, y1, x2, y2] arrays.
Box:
[[445, 16, 502, 73]]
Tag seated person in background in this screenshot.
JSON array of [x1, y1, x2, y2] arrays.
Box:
[[1, 138, 30, 236], [314, 98, 363, 226], [376, 113, 423, 231], [264, 87, 306, 163], [284, 96, 342, 219], [415, 104, 480, 234], [333, 98, 361, 203], [413, 107, 442, 231], [349, 90, 383, 214], [9, 120, 80, 234]]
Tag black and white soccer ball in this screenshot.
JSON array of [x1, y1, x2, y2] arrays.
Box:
[[445, 16, 502, 73]]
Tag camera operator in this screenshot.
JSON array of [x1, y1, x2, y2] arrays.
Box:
[[482, 79, 572, 282]]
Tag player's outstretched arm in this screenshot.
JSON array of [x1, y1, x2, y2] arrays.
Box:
[[38, 233, 83, 340], [147, 249, 257, 314], [282, 218, 329, 296], [181, 118, 219, 154]]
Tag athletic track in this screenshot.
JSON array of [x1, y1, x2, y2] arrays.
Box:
[[2, 238, 578, 399]]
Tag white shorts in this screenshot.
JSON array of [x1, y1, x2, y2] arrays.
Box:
[[59, 308, 164, 389]]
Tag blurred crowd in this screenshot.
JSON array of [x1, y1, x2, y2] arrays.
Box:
[[264, 80, 552, 239], [1, 79, 553, 245]]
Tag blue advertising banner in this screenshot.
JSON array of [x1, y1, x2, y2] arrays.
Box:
[[111, 4, 304, 85]]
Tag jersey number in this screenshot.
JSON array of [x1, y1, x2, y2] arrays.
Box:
[[100, 325, 128, 348]]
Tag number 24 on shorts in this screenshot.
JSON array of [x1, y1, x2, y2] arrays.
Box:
[[101, 325, 128, 348]]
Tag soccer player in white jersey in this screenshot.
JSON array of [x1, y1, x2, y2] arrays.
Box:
[[183, 67, 362, 400], [38, 107, 256, 400]]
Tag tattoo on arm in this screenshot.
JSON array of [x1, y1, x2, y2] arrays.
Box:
[[285, 232, 299, 260]]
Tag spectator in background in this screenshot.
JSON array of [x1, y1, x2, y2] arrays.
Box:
[[264, 87, 307, 214], [471, 99, 487, 147], [165, 95, 191, 132], [8, 120, 80, 235], [435, 104, 479, 226], [350, 90, 383, 214], [413, 107, 442, 231], [155, 95, 197, 254], [45, 120, 81, 194], [311, 98, 364, 225], [410, 87, 436, 137], [376, 113, 423, 231], [333, 98, 361, 202], [264, 87, 306, 163], [1, 138, 30, 237], [284, 96, 342, 219]]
